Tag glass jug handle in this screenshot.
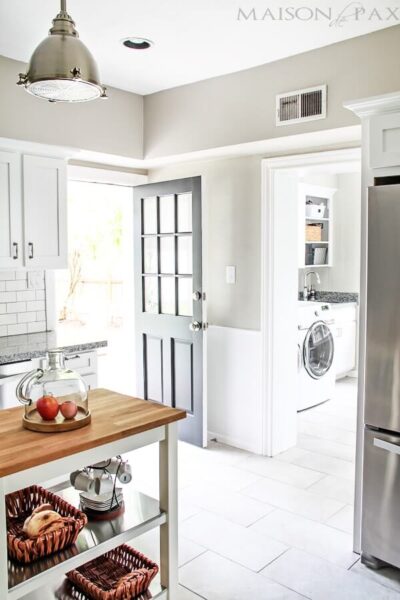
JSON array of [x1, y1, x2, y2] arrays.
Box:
[[16, 369, 44, 406]]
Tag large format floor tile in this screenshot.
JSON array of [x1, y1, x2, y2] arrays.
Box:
[[262, 548, 400, 599], [236, 454, 324, 489], [180, 510, 288, 572], [180, 551, 308, 600], [297, 434, 355, 463], [308, 474, 355, 504], [181, 482, 274, 526], [251, 509, 357, 568], [178, 585, 206, 599], [241, 477, 345, 523], [326, 504, 354, 534], [292, 450, 355, 481]]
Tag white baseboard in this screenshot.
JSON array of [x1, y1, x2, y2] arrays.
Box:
[[208, 430, 259, 454]]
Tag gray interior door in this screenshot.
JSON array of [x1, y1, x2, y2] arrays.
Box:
[[134, 177, 204, 446]]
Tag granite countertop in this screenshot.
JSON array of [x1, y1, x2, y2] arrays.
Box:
[[299, 291, 359, 304], [0, 330, 107, 365]]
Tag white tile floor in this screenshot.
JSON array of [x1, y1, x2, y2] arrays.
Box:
[[131, 378, 400, 599]]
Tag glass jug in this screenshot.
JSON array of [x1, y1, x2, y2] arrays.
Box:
[[16, 350, 90, 431]]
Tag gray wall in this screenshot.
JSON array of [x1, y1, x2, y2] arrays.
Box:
[[148, 157, 261, 330], [144, 25, 400, 159], [0, 55, 144, 159]]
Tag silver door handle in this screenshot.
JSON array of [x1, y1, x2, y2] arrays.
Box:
[[374, 437, 400, 456], [12, 242, 18, 260], [192, 291, 202, 301], [28, 242, 34, 259], [189, 321, 202, 332]]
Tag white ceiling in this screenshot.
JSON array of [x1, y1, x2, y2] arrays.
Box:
[[0, 1, 396, 95]]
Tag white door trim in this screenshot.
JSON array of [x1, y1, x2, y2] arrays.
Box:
[[260, 147, 361, 456]]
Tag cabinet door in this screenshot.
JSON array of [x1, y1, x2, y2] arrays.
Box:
[[0, 151, 22, 268], [335, 320, 357, 378], [23, 155, 67, 268]]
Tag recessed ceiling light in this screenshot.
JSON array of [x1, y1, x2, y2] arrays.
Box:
[[122, 37, 154, 50]]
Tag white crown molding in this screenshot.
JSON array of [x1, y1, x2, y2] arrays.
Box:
[[344, 91, 400, 118]]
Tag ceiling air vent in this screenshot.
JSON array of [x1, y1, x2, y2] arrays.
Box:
[[276, 85, 327, 126]]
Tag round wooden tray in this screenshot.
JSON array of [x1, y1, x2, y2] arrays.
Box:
[[22, 407, 91, 433]]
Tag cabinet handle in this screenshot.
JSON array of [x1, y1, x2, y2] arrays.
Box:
[[12, 243, 18, 260], [374, 437, 400, 456], [28, 243, 34, 259]]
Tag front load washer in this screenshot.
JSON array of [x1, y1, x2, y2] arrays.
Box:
[[298, 302, 336, 412]]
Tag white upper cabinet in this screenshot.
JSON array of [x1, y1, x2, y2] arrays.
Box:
[[369, 113, 400, 169], [0, 151, 23, 268], [23, 155, 67, 269]]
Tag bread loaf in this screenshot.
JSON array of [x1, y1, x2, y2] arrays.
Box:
[[22, 504, 66, 539]]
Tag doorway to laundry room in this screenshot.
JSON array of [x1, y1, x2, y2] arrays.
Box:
[[261, 148, 362, 551]]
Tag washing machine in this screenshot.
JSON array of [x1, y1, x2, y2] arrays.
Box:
[[298, 301, 336, 412]]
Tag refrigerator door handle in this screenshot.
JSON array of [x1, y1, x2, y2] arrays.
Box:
[[373, 437, 400, 456]]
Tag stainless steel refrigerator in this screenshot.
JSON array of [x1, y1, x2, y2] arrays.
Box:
[[362, 184, 400, 569]]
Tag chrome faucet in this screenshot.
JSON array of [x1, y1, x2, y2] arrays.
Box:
[[303, 271, 321, 301]]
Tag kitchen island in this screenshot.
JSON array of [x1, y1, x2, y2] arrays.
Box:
[[0, 389, 186, 600]]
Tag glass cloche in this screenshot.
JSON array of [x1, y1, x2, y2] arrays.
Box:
[[16, 350, 90, 432]]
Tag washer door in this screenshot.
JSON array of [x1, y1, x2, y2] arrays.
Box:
[[303, 321, 334, 380]]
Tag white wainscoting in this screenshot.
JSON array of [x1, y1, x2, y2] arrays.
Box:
[[207, 325, 263, 454]]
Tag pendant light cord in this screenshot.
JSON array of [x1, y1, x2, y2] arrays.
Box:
[[61, 0, 67, 13]]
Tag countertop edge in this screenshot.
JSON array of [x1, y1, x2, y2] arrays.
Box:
[[0, 340, 108, 365]]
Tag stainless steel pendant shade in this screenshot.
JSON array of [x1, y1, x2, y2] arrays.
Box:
[[17, 0, 107, 102]]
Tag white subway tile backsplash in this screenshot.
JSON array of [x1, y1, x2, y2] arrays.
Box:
[[17, 290, 36, 302], [0, 314, 17, 326], [0, 270, 47, 336], [7, 323, 28, 335], [6, 280, 27, 292], [7, 302, 26, 313], [18, 312, 37, 324], [0, 292, 17, 303], [28, 321, 47, 333], [27, 300, 45, 312], [0, 272, 15, 281]]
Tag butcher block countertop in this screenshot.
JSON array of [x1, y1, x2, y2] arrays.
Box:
[[0, 389, 186, 478]]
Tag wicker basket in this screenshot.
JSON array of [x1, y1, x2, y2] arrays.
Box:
[[67, 544, 159, 600], [305, 224, 323, 242], [6, 485, 87, 564], [56, 580, 152, 600]]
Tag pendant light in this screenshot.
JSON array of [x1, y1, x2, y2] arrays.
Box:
[[17, 0, 107, 103]]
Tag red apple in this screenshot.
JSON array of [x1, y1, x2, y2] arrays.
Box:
[[60, 400, 78, 420], [36, 395, 59, 421]]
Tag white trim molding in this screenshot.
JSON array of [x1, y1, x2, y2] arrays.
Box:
[[261, 147, 361, 457]]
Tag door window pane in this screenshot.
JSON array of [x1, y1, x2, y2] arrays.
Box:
[[177, 193, 192, 233], [143, 196, 158, 234], [160, 194, 175, 233], [161, 277, 176, 315], [177, 235, 192, 275], [160, 236, 175, 274], [178, 277, 193, 316], [144, 277, 158, 313], [143, 237, 158, 274]]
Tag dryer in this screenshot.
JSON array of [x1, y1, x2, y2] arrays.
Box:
[[298, 302, 336, 411]]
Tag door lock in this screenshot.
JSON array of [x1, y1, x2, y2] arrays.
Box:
[[189, 321, 202, 332]]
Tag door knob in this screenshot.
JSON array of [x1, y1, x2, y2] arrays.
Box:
[[189, 321, 202, 332], [192, 291, 202, 301]]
